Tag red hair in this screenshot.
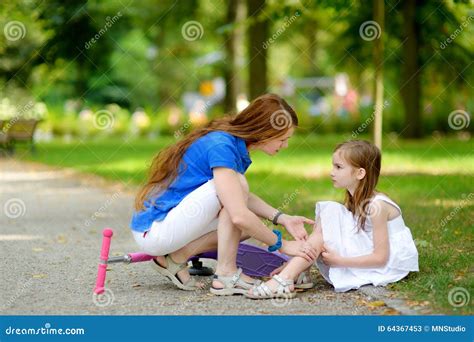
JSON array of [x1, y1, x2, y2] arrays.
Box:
[[135, 94, 298, 210]]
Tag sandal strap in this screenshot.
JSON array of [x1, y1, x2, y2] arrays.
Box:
[[182, 276, 197, 287], [213, 268, 254, 290], [296, 271, 310, 285], [230, 267, 243, 285], [273, 274, 294, 287], [253, 283, 272, 297], [164, 254, 188, 276]]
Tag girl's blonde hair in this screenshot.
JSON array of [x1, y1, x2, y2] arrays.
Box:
[[334, 140, 381, 230], [134, 93, 298, 211]]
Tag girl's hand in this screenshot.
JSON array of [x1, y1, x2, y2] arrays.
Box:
[[280, 240, 318, 262], [280, 214, 314, 241], [321, 245, 343, 267]]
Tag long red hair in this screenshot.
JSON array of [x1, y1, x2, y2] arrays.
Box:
[[334, 140, 382, 231], [135, 93, 298, 210]]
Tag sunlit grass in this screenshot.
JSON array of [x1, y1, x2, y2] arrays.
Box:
[[18, 133, 474, 314]]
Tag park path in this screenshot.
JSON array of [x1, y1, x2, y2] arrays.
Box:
[[0, 158, 397, 315]]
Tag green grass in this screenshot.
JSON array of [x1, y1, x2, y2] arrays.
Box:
[[18, 133, 473, 314]]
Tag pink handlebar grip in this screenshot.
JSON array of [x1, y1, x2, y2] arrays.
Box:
[[128, 252, 155, 263], [94, 228, 114, 294]]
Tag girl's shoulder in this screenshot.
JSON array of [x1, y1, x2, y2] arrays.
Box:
[[371, 193, 401, 220]]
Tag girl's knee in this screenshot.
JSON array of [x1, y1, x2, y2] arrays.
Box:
[[308, 229, 323, 250]]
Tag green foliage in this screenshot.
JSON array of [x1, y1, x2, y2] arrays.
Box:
[[0, 0, 472, 136]]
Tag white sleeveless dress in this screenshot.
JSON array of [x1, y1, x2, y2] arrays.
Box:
[[315, 194, 419, 292]]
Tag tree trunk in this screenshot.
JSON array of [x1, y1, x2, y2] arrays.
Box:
[[224, 0, 244, 113], [373, 0, 384, 149], [401, 0, 423, 138], [247, 0, 268, 100], [303, 16, 318, 77]]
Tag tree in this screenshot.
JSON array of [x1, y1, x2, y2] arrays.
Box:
[[247, 0, 268, 100], [329, 0, 473, 138], [38, 0, 113, 97], [373, 0, 384, 147], [223, 0, 245, 113], [400, 0, 422, 138]]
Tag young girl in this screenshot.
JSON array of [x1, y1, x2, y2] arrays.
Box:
[[246, 140, 419, 299]]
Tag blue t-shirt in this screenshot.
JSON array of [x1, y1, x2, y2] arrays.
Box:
[[130, 131, 252, 232]]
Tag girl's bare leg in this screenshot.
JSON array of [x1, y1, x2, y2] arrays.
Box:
[[249, 218, 324, 294]]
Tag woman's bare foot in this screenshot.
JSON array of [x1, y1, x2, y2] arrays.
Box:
[[154, 256, 206, 289]]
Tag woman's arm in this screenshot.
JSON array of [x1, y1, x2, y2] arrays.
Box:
[[247, 192, 279, 221], [213, 167, 318, 261], [322, 200, 390, 268], [248, 192, 313, 240]]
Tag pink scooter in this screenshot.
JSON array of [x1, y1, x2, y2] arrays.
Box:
[[94, 228, 289, 294]]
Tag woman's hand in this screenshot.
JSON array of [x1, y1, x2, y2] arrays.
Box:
[[279, 214, 314, 241], [321, 245, 343, 267], [280, 240, 318, 262]]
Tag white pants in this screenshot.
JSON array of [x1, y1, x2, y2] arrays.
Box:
[[132, 180, 222, 256]]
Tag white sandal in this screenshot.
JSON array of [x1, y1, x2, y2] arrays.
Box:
[[295, 271, 314, 290], [151, 255, 200, 291], [245, 274, 296, 300], [210, 268, 261, 296]]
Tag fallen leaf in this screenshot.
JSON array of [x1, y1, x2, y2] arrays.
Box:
[[32, 274, 47, 279], [56, 235, 67, 244], [382, 308, 400, 315], [32, 247, 44, 252], [367, 300, 386, 307]]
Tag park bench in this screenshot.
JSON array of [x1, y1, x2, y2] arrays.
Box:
[[0, 119, 41, 155]]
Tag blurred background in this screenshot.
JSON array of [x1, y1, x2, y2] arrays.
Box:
[[0, 0, 472, 142], [0, 1, 473, 314]]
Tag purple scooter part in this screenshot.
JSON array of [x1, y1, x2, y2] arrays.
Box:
[[236, 243, 289, 277], [106, 243, 288, 277], [192, 243, 289, 277]]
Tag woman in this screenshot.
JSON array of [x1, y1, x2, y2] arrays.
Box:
[[131, 94, 318, 295]]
